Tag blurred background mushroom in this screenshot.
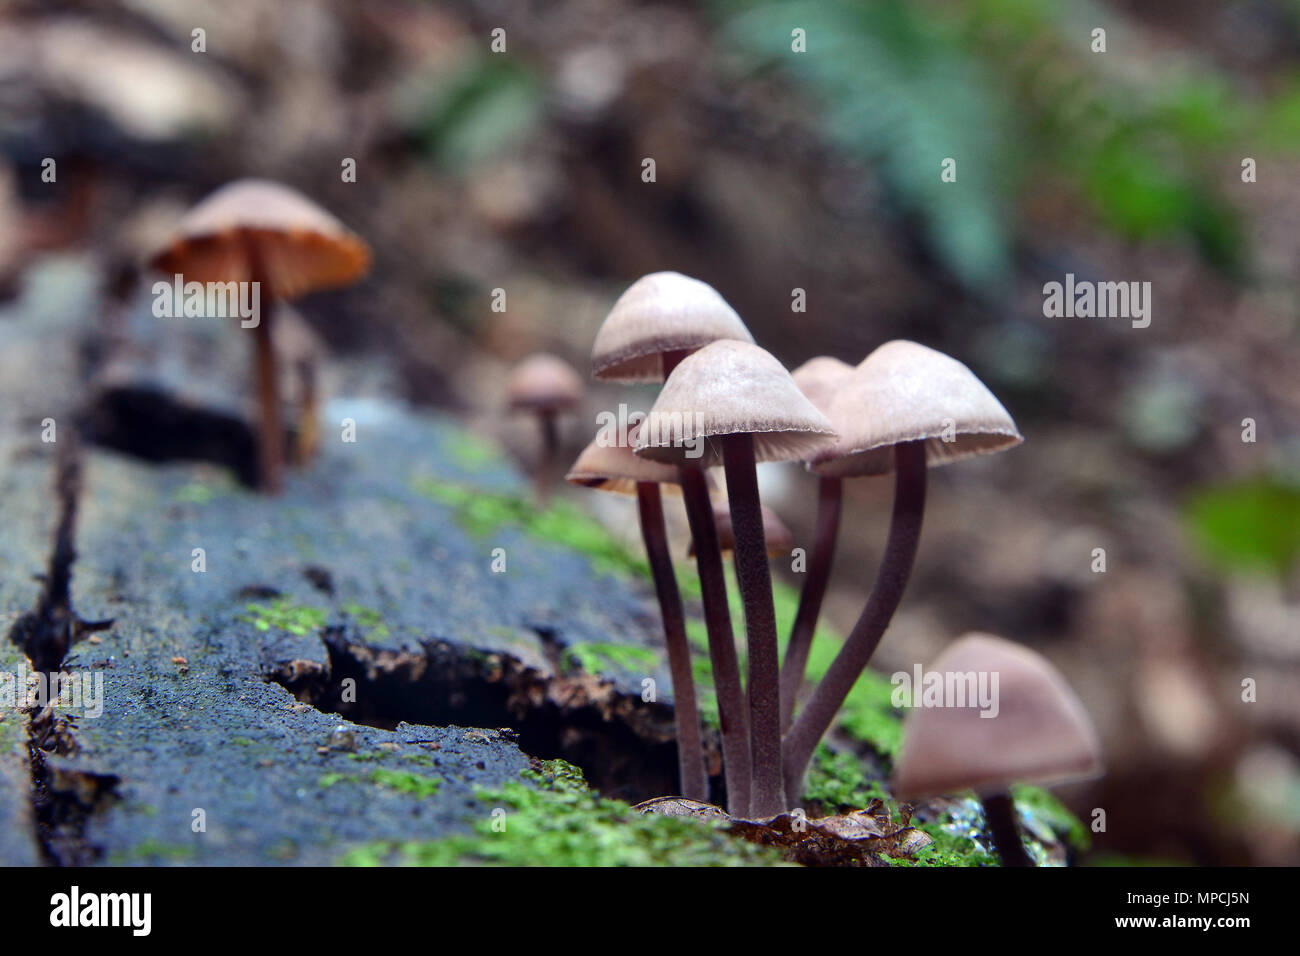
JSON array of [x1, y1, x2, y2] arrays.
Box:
[[148, 178, 370, 492], [893, 633, 1103, 866], [506, 352, 584, 505]]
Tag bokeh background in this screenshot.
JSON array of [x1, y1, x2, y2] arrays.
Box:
[[3, 0, 1298, 865]]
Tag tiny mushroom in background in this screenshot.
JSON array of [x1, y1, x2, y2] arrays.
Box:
[[565, 434, 708, 802], [892, 633, 1103, 867], [150, 178, 370, 493], [781, 355, 855, 732], [272, 305, 326, 467], [637, 339, 836, 817], [689, 496, 793, 560], [506, 353, 585, 507], [782, 340, 1022, 803], [590, 271, 755, 816]]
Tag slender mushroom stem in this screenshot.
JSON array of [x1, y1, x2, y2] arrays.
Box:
[[535, 409, 559, 507], [782, 440, 927, 803], [636, 481, 708, 801], [780, 475, 842, 732], [294, 356, 319, 466], [680, 466, 751, 817], [981, 792, 1035, 867], [721, 432, 784, 817], [246, 240, 284, 493]]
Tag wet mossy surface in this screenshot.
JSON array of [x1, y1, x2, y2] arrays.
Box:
[[337, 759, 788, 867]]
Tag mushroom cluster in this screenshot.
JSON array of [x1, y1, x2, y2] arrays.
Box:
[[566, 272, 1101, 862]]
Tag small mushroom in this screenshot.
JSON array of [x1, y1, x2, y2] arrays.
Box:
[[590, 271, 754, 382], [892, 633, 1102, 866], [782, 341, 1022, 801], [149, 178, 370, 492], [636, 340, 836, 817], [506, 353, 584, 507], [781, 356, 854, 732], [565, 435, 707, 801], [590, 272, 754, 816]]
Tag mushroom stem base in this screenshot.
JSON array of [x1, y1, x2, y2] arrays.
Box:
[[981, 792, 1035, 867], [636, 481, 708, 802], [680, 466, 751, 818], [721, 433, 785, 817]]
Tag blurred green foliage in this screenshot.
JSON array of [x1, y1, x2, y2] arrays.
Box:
[[1184, 479, 1300, 576], [722, 0, 1014, 291], [398, 57, 542, 170], [719, 0, 1300, 286]]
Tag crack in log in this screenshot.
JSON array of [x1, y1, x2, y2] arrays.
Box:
[[6, 432, 117, 865], [269, 629, 722, 805], [7, 432, 113, 671]]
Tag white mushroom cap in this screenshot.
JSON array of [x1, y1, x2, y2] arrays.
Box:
[[150, 178, 370, 301], [810, 340, 1022, 478], [507, 353, 585, 413], [892, 633, 1103, 799], [790, 356, 854, 417], [565, 433, 682, 496], [591, 272, 755, 382], [634, 340, 837, 468]]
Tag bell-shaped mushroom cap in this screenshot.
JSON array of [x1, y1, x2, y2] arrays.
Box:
[[634, 340, 836, 468], [507, 353, 585, 413], [810, 340, 1022, 478], [892, 633, 1102, 799], [791, 356, 854, 416], [689, 496, 793, 558], [149, 179, 371, 301], [591, 272, 755, 382], [565, 433, 682, 496]]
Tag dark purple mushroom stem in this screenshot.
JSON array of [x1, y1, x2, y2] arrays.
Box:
[[981, 792, 1035, 867], [247, 238, 283, 494], [663, 347, 751, 815], [780, 475, 842, 732], [534, 409, 559, 507], [679, 466, 751, 816], [635, 480, 708, 801], [720, 432, 785, 818], [782, 439, 927, 803]]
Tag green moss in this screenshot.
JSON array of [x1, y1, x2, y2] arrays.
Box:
[[803, 745, 887, 812], [110, 839, 198, 863], [411, 477, 654, 581], [368, 768, 442, 798], [444, 430, 507, 469], [319, 772, 358, 788], [341, 602, 392, 642], [230, 736, 255, 748], [902, 822, 998, 868], [241, 599, 327, 637], [565, 642, 659, 675], [173, 482, 216, 505], [337, 759, 787, 867], [1013, 784, 1091, 853]]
